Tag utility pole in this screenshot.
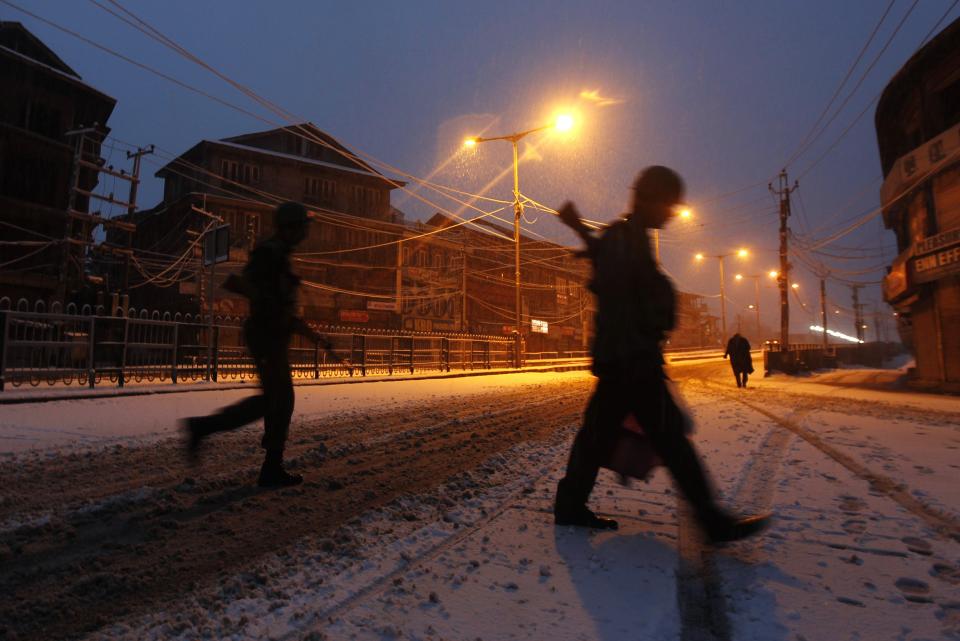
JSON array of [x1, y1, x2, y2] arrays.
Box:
[[460, 247, 468, 331], [395, 240, 403, 329], [122, 145, 155, 294], [851, 285, 864, 342], [718, 255, 727, 340], [61, 125, 141, 305], [770, 170, 798, 351], [819, 275, 828, 349], [512, 139, 523, 367]]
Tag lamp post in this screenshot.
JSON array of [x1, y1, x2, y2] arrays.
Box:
[[464, 114, 574, 367], [652, 206, 692, 264], [696, 248, 748, 341], [735, 271, 776, 341]]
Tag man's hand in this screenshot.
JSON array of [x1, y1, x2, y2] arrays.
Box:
[[557, 201, 583, 231]]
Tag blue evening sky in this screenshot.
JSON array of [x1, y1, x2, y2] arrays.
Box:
[[6, 1, 956, 335]]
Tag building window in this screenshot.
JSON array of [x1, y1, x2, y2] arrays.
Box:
[[937, 78, 960, 131], [220, 159, 261, 185], [304, 177, 336, 202], [352, 185, 382, 211]]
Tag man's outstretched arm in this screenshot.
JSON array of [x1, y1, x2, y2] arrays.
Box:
[[556, 201, 598, 258]]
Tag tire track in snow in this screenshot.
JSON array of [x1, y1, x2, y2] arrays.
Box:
[[694, 378, 960, 541]]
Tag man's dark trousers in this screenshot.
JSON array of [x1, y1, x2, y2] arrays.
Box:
[[733, 368, 749, 388], [556, 360, 718, 522], [191, 327, 294, 451]]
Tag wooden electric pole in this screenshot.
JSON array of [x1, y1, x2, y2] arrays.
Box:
[[770, 170, 798, 350]]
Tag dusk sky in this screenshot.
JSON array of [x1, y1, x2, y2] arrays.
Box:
[[5, 0, 957, 335]]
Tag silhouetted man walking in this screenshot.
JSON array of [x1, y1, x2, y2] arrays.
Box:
[[183, 202, 331, 487], [724, 332, 753, 388], [553, 166, 769, 542]]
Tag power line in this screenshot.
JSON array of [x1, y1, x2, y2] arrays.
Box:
[[795, 0, 959, 178], [781, 0, 897, 168]]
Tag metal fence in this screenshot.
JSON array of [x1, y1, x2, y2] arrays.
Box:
[[0, 306, 525, 391]]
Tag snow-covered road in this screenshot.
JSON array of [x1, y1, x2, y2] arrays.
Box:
[[1, 362, 958, 640]]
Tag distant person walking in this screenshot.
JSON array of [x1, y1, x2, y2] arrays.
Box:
[[182, 202, 333, 487], [553, 166, 769, 542], [724, 332, 754, 388]]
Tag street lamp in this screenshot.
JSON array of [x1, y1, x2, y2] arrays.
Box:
[[464, 113, 575, 367], [734, 272, 774, 340], [695, 248, 749, 340], [652, 206, 695, 263]]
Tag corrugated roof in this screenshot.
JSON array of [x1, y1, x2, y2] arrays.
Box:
[[157, 138, 405, 186]]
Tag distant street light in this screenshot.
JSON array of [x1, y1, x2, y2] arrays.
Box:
[[695, 249, 749, 340], [652, 206, 695, 263], [734, 272, 773, 340], [463, 113, 576, 366]]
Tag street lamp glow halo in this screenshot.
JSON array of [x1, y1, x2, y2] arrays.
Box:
[[554, 113, 574, 132]]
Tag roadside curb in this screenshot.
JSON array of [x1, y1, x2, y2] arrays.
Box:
[[0, 362, 591, 406]]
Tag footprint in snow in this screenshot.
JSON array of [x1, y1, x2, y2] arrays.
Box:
[[930, 563, 960, 585], [937, 601, 960, 629], [841, 519, 867, 535], [901, 536, 933, 556], [837, 496, 867, 513], [894, 577, 933, 603]]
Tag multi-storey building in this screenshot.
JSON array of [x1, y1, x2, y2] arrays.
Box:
[[878, 17, 960, 391], [125, 124, 593, 351], [670, 291, 720, 349], [424, 213, 593, 352], [0, 22, 116, 303], [124, 122, 720, 356]]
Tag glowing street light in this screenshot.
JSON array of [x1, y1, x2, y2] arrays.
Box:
[[694, 249, 750, 340], [463, 113, 578, 366], [791, 283, 800, 290], [769, 270, 779, 279], [734, 272, 772, 340]]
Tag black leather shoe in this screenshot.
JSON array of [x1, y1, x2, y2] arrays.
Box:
[[180, 418, 203, 464], [257, 465, 304, 488], [706, 513, 771, 543], [555, 508, 619, 530]]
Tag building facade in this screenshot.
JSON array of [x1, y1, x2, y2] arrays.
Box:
[[123, 124, 595, 350], [0, 22, 116, 304], [877, 17, 960, 390]]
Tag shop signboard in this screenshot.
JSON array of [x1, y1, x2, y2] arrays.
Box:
[[911, 228, 960, 284], [339, 309, 370, 323], [367, 300, 397, 311]]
